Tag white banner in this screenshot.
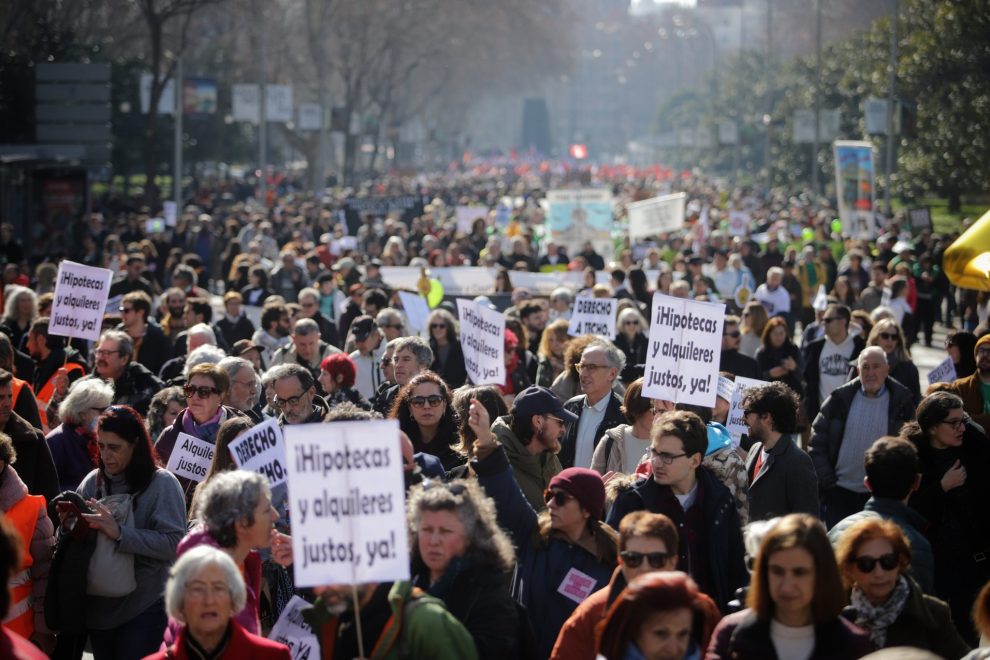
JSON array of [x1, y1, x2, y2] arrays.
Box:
[[727, 211, 751, 237], [228, 417, 288, 488], [232, 84, 260, 124], [163, 200, 178, 227], [456, 298, 505, 386], [139, 73, 175, 115], [268, 595, 319, 660], [864, 97, 888, 135], [717, 375, 735, 404], [568, 296, 617, 339], [50, 261, 113, 341], [927, 356, 957, 385], [726, 376, 770, 444], [298, 102, 322, 131], [266, 85, 294, 123], [165, 432, 215, 483], [627, 193, 686, 240], [397, 291, 431, 335], [284, 420, 409, 587], [642, 293, 725, 407], [455, 206, 487, 234]]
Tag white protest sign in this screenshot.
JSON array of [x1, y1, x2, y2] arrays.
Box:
[[284, 420, 409, 587], [717, 375, 735, 403], [232, 84, 260, 124], [726, 376, 770, 444], [568, 296, 617, 339], [50, 261, 113, 341], [397, 290, 431, 335], [927, 356, 957, 385], [455, 206, 486, 235], [727, 211, 751, 237], [165, 432, 214, 483], [627, 192, 686, 240], [456, 298, 505, 386], [812, 285, 829, 312], [642, 293, 725, 406], [268, 595, 319, 660], [163, 200, 178, 227], [228, 417, 288, 487]]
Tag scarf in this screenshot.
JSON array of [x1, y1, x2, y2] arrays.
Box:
[[182, 622, 232, 660], [183, 407, 226, 445], [850, 574, 910, 647]]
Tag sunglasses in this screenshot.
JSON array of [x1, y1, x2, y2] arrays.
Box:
[[620, 550, 672, 569], [878, 333, 899, 341], [623, 320, 640, 326], [119, 306, 135, 314], [853, 553, 899, 573], [409, 394, 444, 408], [430, 323, 447, 330], [183, 385, 220, 399], [823, 317, 843, 323], [544, 489, 576, 507], [723, 331, 741, 338]]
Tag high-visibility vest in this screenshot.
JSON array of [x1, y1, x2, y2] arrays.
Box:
[[35, 362, 85, 431], [1, 493, 45, 638]]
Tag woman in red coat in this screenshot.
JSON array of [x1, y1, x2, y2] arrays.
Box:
[[143, 546, 290, 660]]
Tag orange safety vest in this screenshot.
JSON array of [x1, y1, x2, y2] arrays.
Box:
[[1, 494, 45, 638], [35, 363, 85, 431]]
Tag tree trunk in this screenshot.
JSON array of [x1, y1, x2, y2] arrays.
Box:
[[947, 188, 961, 214], [142, 21, 164, 207]]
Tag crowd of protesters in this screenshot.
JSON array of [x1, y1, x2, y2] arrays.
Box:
[[0, 169, 988, 660]]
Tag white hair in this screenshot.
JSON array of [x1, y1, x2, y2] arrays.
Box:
[[858, 345, 887, 368], [164, 545, 247, 623], [2, 285, 36, 321], [187, 323, 217, 346], [185, 345, 227, 375], [58, 378, 115, 426]]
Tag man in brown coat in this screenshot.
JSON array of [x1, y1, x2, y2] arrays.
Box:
[[949, 333, 990, 431]]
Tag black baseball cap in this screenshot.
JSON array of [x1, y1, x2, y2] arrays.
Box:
[[350, 315, 376, 341], [512, 386, 578, 424]]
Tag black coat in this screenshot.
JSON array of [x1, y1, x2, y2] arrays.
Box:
[[430, 339, 467, 389], [708, 609, 872, 660], [754, 341, 804, 397], [2, 411, 59, 504], [613, 332, 647, 384], [802, 334, 866, 420], [719, 349, 760, 380], [559, 391, 626, 469], [745, 435, 820, 521], [215, 314, 257, 346]]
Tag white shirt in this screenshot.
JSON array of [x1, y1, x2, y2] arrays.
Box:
[[350, 339, 387, 400], [620, 428, 651, 474], [574, 393, 610, 469], [818, 334, 856, 404], [770, 620, 815, 660], [754, 284, 791, 316], [674, 481, 699, 511]]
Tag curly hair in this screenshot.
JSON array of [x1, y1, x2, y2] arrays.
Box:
[[146, 386, 187, 440], [898, 391, 965, 463], [389, 371, 459, 448], [195, 471, 271, 548], [407, 479, 515, 574], [741, 381, 800, 434], [450, 385, 508, 458]]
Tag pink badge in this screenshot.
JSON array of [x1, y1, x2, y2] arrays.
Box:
[[557, 567, 597, 604]]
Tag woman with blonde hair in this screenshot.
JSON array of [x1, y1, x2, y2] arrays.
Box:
[[739, 302, 768, 358], [865, 318, 921, 406], [536, 318, 571, 388]]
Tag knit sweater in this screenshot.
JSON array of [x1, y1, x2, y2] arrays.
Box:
[[835, 391, 888, 492]]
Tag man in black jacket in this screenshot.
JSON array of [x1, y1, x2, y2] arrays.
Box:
[[802, 303, 864, 422], [116, 291, 171, 377], [76, 330, 163, 416], [560, 340, 626, 469], [719, 315, 759, 379]]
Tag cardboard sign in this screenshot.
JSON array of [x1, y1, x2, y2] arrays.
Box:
[[627, 192, 686, 240], [269, 595, 320, 660], [284, 420, 410, 587], [397, 290, 431, 335], [456, 298, 505, 386], [165, 432, 215, 483], [568, 296, 617, 339], [228, 417, 288, 487], [726, 376, 770, 444], [927, 356, 957, 385], [455, 205, 487, 235], [50, 261, 113, 341], [642, 293, 725, 407], [717, 375, 736, 403]]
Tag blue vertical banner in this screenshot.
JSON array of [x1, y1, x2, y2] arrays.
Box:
[[833, 140, 876, 238]]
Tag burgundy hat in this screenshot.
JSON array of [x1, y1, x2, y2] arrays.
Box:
[[549, 468, 605, 521]]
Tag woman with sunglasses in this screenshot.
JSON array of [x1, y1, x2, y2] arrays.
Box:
[[390, 372, 462, 471], [427, 309, 467, 389], [834, 518, 970, 657], [614, 307, 648, 385], [65, 405, 187, 659], [406, 478, 520, 659], [865, 319, 921, 406], [901, 391, 990, 643], [154, 363, 246, 507], [707, 514, 871, 660]]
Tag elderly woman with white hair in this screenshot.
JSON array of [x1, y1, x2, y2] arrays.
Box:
[[145, 546, 290, 659], [162, 471, 292, 648], [45, 378, 114, 491], [0, 285, 37, 350]]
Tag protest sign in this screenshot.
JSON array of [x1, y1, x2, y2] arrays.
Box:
[[834, 140, 876, 239], [727, 211, 750, 237], [397, 290, 431, 334], [229, 417, 288, 488], [50, 261, 113, 342], [455, 206, 487, 234], [642, 293, 725, 407], [726, 376, 770, 444], [165, 432, 214, 483], [456, 298, 505, 386], [927, 356, 957, 385], [812, 285, 829, 312], [269, 595, 319, 660], [627, 192, 686, 240], [546, 188, 614, 264], [284, 420, 409, 587], [717, 375, 735, 404], [163, 200, 178, 226], [568, 296, 617, 339]]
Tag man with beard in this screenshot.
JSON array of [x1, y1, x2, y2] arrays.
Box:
[[270, 363, 330, 426], [252, 302, 292, 365], [25, 318, 86, 427], [76, 330, 162, 416], [486, 385, 576, 512], [949, 333, 990, 430], [0, 369, 58, 502], [740, 381, 819, 521]]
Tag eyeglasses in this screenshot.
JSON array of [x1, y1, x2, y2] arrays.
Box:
[[232, 379, 258, 392], [650, 449, 687, 465], [544, 489, 576, 507], [853, 553, 899, 573], [409, 394, 444, 408], [93, 349, 125, 358], [273, 391, 309, 408], [119, 306, 135, 314], [878, 333, 899, 341], [939, 415, 970, 429], [381, 324, 403, 330], [576, 362, 609, 373], [822, 317, 843, 323], [300, 302, 317, 309], [620, 551, 672, 569], [183, 385, 220, 399], [723, 331, 741, 338], [430, 323, 447, 330], [185, 583, 231, 601]]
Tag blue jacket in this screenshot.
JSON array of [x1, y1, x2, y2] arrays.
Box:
[[45, 423, 96, 493], [473, 446, 617, 660]]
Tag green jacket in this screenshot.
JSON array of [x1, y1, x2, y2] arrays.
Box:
[[492, 415, 562, 513], [304, 581, 479, 660]]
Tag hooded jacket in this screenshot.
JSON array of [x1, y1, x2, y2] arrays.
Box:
[[491, 415, 561, 512]]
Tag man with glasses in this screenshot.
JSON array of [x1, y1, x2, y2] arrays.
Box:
[[218, 356, 264, 423], [77, 329, 162, 416], [375, 309, 407, 343], [269, 363, 330, 425], [811, 347, 915, 527], [297, 286, 340, 349], [607, 410, 747, 611], [740, 382, 818, 522], [372, 337, 432, 417], [561, 340, 627, 469], [718, 315, 759, 379], [115, 291, 170, 377], [949, 334, 990, 430], [552, 511, 691, 660], [803, 303, 864, 422]]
